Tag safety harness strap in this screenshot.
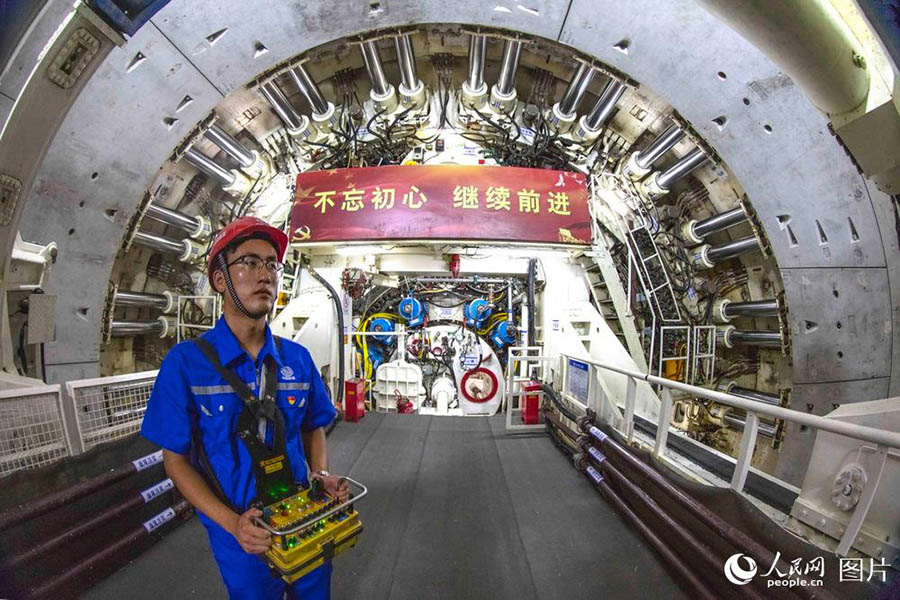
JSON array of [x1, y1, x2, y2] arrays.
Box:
[[192, 336, 296, 509]]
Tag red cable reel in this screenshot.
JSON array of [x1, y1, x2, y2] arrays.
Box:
[[460, 368, 499, 404]]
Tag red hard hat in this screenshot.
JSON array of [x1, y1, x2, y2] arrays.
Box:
[[207, 216, 288, 282]]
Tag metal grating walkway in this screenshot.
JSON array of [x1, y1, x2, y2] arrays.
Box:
[[85, 413, 688, 599]]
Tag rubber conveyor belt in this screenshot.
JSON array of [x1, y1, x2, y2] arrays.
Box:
[[85, 414, 689, 599]]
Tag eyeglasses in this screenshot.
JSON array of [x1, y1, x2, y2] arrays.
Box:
[[227, 255, 284, 274]]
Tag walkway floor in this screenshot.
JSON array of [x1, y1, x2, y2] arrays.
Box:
[[85, 413, 688, 599]]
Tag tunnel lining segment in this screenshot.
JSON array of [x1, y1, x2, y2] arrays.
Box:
[[0, 0, 896, 481]]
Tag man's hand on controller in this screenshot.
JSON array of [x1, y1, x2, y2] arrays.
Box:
[[231, 507, 272, 555], [314, 473, 350, 503]]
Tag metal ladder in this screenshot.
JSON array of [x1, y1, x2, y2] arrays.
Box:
[[576, 246, 649, 372], [620, 213, 682, 324], [588, 172, 681, 374]]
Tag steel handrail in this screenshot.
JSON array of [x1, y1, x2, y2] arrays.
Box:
[[567, 355, 900, 450]]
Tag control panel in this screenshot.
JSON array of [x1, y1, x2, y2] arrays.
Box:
[[257, 477, 367, 583]]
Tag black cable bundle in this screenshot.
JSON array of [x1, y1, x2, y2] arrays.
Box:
[[539, 382, 579, 422]]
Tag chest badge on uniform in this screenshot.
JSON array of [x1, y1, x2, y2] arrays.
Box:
[[280, 366, 295, 380], [288, 396, 296, 405]]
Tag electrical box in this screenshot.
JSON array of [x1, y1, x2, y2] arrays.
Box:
[[344, 379, 366, 422], [521, 380, 541, 425]]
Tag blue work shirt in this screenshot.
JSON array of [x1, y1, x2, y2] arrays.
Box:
[[141, 316, 336, 535]]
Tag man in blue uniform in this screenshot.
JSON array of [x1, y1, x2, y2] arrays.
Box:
[[141, 216, 347, 599]]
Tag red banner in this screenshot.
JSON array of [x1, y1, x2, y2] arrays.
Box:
[[291, 165, 590, 245]]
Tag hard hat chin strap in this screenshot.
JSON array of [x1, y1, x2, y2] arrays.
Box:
[[217, 253, 268, 320]]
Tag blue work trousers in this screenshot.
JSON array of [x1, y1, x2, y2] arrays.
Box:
[[206, 524, 332, 600]]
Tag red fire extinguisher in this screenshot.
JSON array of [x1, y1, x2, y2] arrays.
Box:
[[449, 253, 460, 279]]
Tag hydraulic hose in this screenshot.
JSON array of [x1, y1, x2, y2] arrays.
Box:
[[543, 408, 580, 442], [356, 312, 402, 380], [527, 259, 536, 348], [305, 263, 345, 415], [580, 464, 718, 600], [546, 421, 577, 458], [0, 450, 163, 532], [540, 382, 580, 422], [25, 500, 191, 598], [3, 478, 175, 570], [586, 448, 766, 600], [583, 424, 838, 600]]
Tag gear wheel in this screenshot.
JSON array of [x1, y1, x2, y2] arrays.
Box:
[[831, 463, 867, 511]]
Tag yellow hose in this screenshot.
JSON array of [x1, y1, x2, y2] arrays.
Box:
[[356, 313, 402, 380], [477, 312, 510, 336]]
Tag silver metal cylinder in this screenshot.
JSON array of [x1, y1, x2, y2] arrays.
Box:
[[557, 63, 595, 118], [635, 125, 685, 169], [706, 235, 760, 263], [722, 299, 779, 320], [183, 148, 235, 187], [259, 82, 305, 131], [724, 412, 777, 437], [656, 148, 709, 189], [583, 79, 626, 131], [496, 40, 523, 96], [111, 319, 163, 337], [204, 125, 255, 169], [133, 230, 186, 255], [692, 206, 747, 239], [361, 41, 391, 97], [522, 104, 540, 127], [467, 34, 487, 91], [289, 64, 329, 116], [729, 386, 781, 406], [145, 203, 201, 234], [114, 291, 170, 310], [394, 34, 419, 91], [728, 329, 782, 348]]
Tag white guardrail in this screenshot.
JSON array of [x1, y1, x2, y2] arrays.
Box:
[[504, 347, 900, 557], [0, 370, 159, 477], [0, 385, 69, 477], [64, 370, 158, 454]]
